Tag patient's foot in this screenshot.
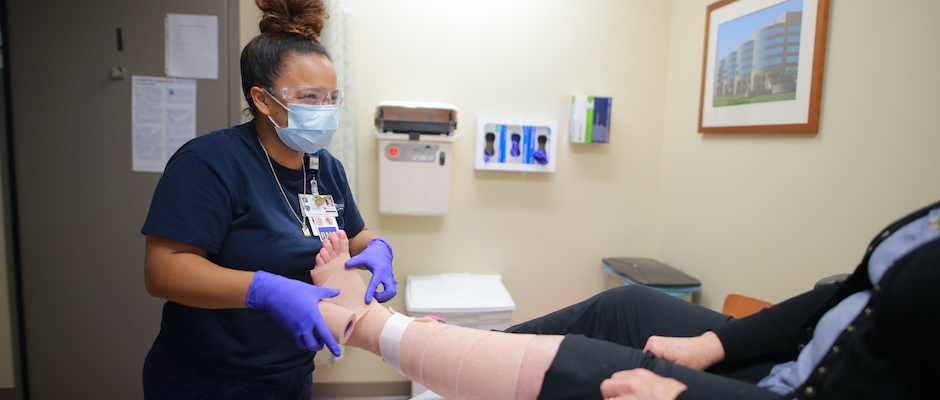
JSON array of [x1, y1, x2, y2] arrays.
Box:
[[315, 230, 351, 272], [312, 230, 389, 318], [311, 230, 369, 314], [312, 229, 393, 353]]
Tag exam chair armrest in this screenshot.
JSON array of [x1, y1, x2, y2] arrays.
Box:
[[814, 273, 851, 290]]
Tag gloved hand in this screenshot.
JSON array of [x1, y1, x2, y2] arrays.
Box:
[[246, 270, 342, 356], [345, 238, 398, 303]]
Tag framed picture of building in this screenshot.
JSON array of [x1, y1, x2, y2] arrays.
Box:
[[698, 0, 830, 133]]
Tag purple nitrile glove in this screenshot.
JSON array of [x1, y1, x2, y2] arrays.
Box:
[[246, 270, 342, 357], [345, 238, 398, 303], [533, 149, 548, 164]]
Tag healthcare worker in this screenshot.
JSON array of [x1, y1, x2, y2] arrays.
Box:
[[140, 0, 396, 398]]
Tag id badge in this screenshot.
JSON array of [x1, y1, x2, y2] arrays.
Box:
[[299, 194, 319, 237], [313, 217, 338, 240], [300, 194, 338, 239]]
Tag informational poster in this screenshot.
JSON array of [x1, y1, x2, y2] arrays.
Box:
[[132, 75, 196, 173], [165, 13, 218, 79]]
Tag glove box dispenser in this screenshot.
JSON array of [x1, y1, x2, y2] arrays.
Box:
[[375, 101, 457, 216]]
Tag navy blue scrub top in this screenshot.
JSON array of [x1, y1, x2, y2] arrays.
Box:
[[142, 121, 365, 390]]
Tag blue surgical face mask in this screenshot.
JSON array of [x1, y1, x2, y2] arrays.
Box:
[[265, 89, 339, 154]]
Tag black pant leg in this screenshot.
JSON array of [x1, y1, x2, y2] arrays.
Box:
[[537, 334, 779, 400], [509, 285, 783, 398], [506, 285, 733, 348]]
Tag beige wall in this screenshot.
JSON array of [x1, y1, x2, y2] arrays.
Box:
[[241, 0, 940, 384], [350, 0, 671, 323], [659, 0, 940, 310]]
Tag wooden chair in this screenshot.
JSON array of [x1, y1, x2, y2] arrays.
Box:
[[722, 294, 774, 319]]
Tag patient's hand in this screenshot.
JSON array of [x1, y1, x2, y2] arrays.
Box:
[[316, 230, 351, 269], [600, 368, 687, 400], [643, 331, 725, 371]]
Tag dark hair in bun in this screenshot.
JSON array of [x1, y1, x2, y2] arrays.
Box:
[[240, 0, 332, 116], [258, 0, 327, 38]]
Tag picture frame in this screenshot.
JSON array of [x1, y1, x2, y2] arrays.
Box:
[[698, 0, 830, 133]]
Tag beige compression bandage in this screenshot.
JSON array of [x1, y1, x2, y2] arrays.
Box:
[[311, 235, 563, 400]]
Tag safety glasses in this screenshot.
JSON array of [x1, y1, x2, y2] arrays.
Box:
[[269, 86, 343, 108]]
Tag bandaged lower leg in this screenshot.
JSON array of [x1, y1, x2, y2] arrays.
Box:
[[311, 231, 563, 400]]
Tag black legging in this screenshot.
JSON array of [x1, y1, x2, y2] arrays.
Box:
[[505, 285, 783, 400]]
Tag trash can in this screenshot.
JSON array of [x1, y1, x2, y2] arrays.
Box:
[[602, 257, 701, 301]]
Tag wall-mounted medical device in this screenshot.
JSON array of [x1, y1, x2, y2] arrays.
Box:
[[375, 101, 457, 216]]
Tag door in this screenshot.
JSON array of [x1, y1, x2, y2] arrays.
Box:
[[5, 0, 240, 398]]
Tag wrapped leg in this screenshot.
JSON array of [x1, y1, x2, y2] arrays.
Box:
[[312, 232, 562, 399]]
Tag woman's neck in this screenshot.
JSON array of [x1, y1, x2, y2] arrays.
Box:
[[254, 118, 305, 170]]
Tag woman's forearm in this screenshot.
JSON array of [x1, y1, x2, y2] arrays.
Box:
[[144, 234, 254, 309], [348, 226, 378, 256]]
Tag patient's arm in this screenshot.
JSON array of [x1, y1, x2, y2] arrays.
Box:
[[311, 231, 563, 400]]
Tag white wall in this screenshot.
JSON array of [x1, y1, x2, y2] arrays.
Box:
[[240, 0, 940, 384]]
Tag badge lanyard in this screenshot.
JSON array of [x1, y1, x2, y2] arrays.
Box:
[[299, 155, 339, 240], [259, 137, 313, 237]]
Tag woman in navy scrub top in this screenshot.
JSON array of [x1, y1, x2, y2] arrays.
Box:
[[140, 0, 397, 398]]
